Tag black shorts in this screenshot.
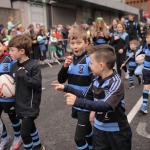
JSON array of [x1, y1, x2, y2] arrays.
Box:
[[0, 102, 15, 114], [143, 69, 150, 85], [93, 127, 132, 150]]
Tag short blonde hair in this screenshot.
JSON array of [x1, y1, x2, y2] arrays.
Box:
[[68, 26, 87, 42]]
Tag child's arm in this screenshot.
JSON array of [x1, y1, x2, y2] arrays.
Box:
[[58, 56, 73, 83], [52, 83, 84, 97], [65, 93, 112, 112], [17, 65, 41, 89], [66, 78, 123, 112]]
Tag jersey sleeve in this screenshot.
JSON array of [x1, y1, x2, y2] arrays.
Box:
[[103, 78, 124, 110]]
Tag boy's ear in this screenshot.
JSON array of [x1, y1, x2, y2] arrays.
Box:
[[20, 49, 25, 55], [99, 62, 105, 71]]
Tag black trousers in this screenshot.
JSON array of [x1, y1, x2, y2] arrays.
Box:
[[21, 117, 42, 150], [115, 52, 127, 76], [74, 110, 93, 150], [93, 127, 132, 150]]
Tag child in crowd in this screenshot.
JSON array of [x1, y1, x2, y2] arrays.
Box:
[[110, 22, 129, 78], [57, 26, 93, 150], [8, 35, 45, 150], [53, 44, 132, 150], [121, 40, 141, 89], [139, 31, 150, 114], [0, 39, 22, 150]]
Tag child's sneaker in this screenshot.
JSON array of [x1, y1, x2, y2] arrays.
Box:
[[10, 136, 23, 150], [125, 72, 129, 79], [0, 135, 12, 150], [140, 105, 148, 114], [128, 83, 135, 89]]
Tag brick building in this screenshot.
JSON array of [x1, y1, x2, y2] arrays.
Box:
[[1, 0, 139, 29], [125, 0, 150, 18]]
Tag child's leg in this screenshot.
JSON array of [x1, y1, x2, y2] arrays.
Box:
[[128, 69, 135, 88], [140, 69, 150, 113], [74, 111, 93, 150], [135, 75, 141, 84], [140, 85, 149, 113], [3, 102, 21, 138], [93, 126, 110, 150], [21, 117, 35, 150], [0, 103, 12, 149], [30, 121, 42, 149], [109, 128, 132, 150], [50, 51, 55, 60], [54, 52, 59, 59]]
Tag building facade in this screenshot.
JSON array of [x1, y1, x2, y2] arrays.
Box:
[[125, 0, 150, 18], [0, 0, 139, 29]]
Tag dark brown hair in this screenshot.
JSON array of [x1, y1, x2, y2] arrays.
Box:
[[68, 26, 87, 42], [8, 34, 32, 57], [87, 44, 116, 69], [129, 40, 139, 47]]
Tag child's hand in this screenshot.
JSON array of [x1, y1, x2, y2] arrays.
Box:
[[65, 93, 76, 106], [89, 111, 95, 122], [51, 83, 64, 91], [118, 49, 123, 54], [114, 36, 119, 40], [64, 56, 73, 67]]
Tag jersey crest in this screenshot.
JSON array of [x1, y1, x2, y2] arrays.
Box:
[[78, 65, 84, 74]]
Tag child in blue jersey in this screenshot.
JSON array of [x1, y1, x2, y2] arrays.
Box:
[[53, 44, 132, 150], [121, 40, 141, 89], [139, 31, 150, 114], [0, 40, 22, 150], [57, 26, 93, 150]]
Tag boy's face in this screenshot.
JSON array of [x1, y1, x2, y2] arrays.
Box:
[[0, 42, 4, 57], [9, 47, 23, 60], [130, 43, 137, 50], [69, 38, 87, 56], [89, 53, 103, 76], [146, 35, 150, 44]]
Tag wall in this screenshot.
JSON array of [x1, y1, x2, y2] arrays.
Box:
[[0, 7, 21, 28], [0, 0, 11, 8]]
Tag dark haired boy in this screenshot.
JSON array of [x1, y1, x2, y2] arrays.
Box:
[[8, 35, 45, 150], [57, 26, 93, 150], [54, 44, 132, 150], [0, 39, 22, 150]]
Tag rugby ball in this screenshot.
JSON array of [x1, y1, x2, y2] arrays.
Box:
[[0, 74, 15, 98], [135, 54, 145, 64]]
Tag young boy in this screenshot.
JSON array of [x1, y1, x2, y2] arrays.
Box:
[[0, 39, 22, 150], [139, 31, 150, 114], [57, 26, 93, 150], [54, 44, 132, 150], [121, 40, 141, 89], [8, 35, 45, 150]]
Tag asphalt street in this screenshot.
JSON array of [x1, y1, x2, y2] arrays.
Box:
[[2, 63, 150, 150]]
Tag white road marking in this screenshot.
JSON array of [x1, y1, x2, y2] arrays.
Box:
[[42, 87, 46, 90], [136, 122, 150, 139], [127, 97, 142, 124]]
